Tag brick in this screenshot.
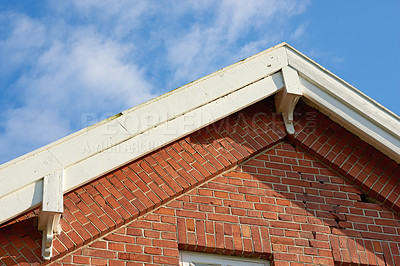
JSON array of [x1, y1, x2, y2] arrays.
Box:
[[3, 100, 400, 266], [89, 241, 107, 249], [239, 217, 268, 226], [208, 213, 238, 223], [215, 222, 224, 251], [103, 234, 134, 244], [144, 246, 162, 255], [153, 255, 179, 265], [153, 239, 177, 248], [73, 256, 91, 264], [83, 248, 116, 259], [270, 236, 294, 245], [118, 253, 151, 262], [91, 258, 108, 265], [270, 221, 300, 230]]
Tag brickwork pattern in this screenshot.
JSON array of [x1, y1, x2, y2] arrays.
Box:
[[174, 142, 400, 265], [0, 100, 285, 265], [52, 142, 400, 266], [290, 103, 400, 213], [0, 98, 399, 265]]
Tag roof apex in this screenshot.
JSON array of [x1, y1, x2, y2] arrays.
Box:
[[0, 43, 399, 229]]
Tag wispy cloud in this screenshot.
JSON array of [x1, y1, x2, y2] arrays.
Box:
[[0, 13, 155, 163], [0, 0, 310, 163], [290, 23, 308, 42], [164, 0, 310, 84]]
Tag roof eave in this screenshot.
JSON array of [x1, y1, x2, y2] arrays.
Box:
[[0, 43, 398, 229]]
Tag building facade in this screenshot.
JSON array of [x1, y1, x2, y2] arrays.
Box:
[[0, 43, 399, 265]]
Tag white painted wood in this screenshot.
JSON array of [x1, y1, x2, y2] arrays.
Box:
[[48, 120, 130, 168], [64, 73, 284, 192], [179, 251, 270, 266], [0, 42, 399, 229], [281, 65, 302, 95], [264, 45, 288, 76], [38, 170, 63, 260], [0, 44, 288, 217], [0, 72, 284, 225], [286, 47, 400, 140], [40, 212, 61, 260], [286, 46, 400, 161], [0, 181, 43, 223], [299, 77, 400, 162], [0, 150, 62, 199], [276, 66, 303, 134], [41, 170, 63, 215]]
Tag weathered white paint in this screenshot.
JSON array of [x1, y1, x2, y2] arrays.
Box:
[[64, 73, 284, 193], [286, 46, 400, 141], [40, 170, 63, 215], [0, 71, 285, 224], [0, 150, 62, 199], [0, 44, 288, 203], [0, 42, 399, 237], [285, 45, 400, 161], [299, 77, 400, 160], [0, 180, 43, 223], [38, 170, 63, 260], [276, 66, 303, 134], [40, 212, 61, 260]]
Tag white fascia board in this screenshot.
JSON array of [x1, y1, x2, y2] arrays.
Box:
[[285, 46, 400, 161], [2, 42, 399, 225], [0, 43, 287, 224], [51, 45, 287, 169], [0, 74, 284, 223], [0, 150, 62, 199], [300, 77, 400, 161], [117, 44, 287, 133], [64, 73, 284, 192], [0, 180, 43, 223]]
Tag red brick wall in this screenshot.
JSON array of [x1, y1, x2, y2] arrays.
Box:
[[0, 98, 399, 265]]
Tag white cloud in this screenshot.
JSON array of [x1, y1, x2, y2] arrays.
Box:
[[22, 28, 153, 112], [0, 14, 47, 76], [51, 0, 150, 38], [332, 56, 346, 64], [0, 13, 155, 163], [290, 23, 308, 42], [165, 0, 310, 84], [0, 0, 311, 163], [0, 108, 70, 162]]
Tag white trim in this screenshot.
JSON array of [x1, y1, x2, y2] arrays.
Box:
[[39, 212, 61, 260], [0, 44, 286, 224], [276, 65, 302, 134], [0, 43, 399, 229], [37, 170, 63, 260], [300, 77, 400, 160], [38, 170, 63, 260], [0, 73, 283, 223], [64, 73, 283, 193], [285, 46, 400, 161], [179, 251, 270, 266], [286, 46, 400, 140]]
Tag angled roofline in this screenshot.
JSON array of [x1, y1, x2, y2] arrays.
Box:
[[0, 42, 399, 230], [284, 43, 399, 160]]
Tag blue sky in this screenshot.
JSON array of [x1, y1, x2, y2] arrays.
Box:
[[0, 1, 399, 164]]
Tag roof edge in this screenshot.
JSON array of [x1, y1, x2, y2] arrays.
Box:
[[0, 43, 288, 224], [1, 42, 399, 227]]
